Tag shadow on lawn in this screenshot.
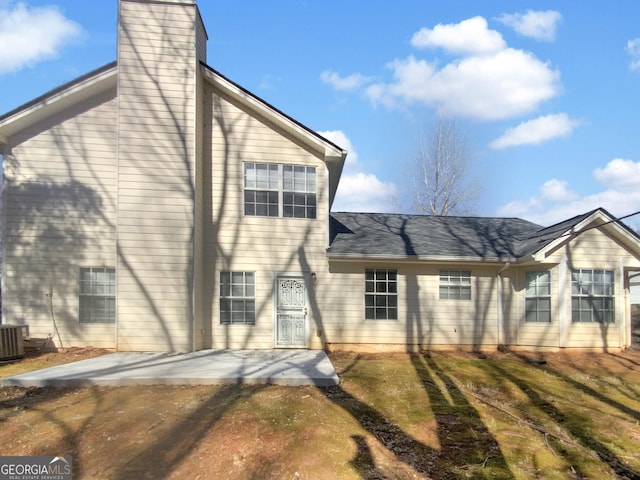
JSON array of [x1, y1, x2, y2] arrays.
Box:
[[325, 353, 514, 480], [491, 350, 640, 480]]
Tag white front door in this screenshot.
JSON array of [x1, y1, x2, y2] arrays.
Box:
[[275, 275, 308, 347]]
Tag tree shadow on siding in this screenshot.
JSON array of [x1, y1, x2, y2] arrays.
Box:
[[2, 174, 104, 342]]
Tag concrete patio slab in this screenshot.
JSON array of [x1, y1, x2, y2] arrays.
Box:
[[1, 349, 339, 387]]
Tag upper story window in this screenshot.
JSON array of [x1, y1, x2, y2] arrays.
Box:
[[244, 163, 316, 219], [439, 270, 471, 300], [525, 270, 551, 323]]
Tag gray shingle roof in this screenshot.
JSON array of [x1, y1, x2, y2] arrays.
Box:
[[328, 211, 603, 260]]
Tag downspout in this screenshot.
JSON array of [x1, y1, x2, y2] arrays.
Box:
[[497, 262, 511, 348]]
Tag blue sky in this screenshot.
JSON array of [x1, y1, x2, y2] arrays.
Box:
[[1, 0, 640, 228]]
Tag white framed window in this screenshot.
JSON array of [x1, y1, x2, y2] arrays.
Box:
[[439, 270, 471, 300], [365, 269, 398, 320], [525, 270, 551, 323], [220, 272, 256, 325], [79, 267, 116, 323], [571, 269, 614, 323], [244, 162, 316, 219]]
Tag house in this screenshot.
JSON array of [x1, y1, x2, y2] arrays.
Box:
[[1, 0, 639, 353]]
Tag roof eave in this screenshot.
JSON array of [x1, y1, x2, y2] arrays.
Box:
[[532, 208, 640, 259], [0, 62, 118, 143], [200, 63, 346, 159], [326, 252, 518, 265]]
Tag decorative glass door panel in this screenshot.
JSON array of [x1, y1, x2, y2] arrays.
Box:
[[276, 276, 307, 347]]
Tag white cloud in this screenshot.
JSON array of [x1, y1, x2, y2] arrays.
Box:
[[490, 113, 579, 149], [496, 159, 640, 225], [594, 158, 640, 191], [498, 10, 562, 41], [539, 179, 579, 202], [319, 130, 398, 213], [627, 38, 640, 71], [410, 16, 506, 55], [332, 173, 398, 213], [320, 70, 373, 91], [0, 2, 83, 75], [325, 16, 561, 121], [366, 49, 560, 120]]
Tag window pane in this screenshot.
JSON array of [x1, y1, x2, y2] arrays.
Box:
[[375, 296, 387, 307], [459, 286, 471, 300], [283, 165, 293, 190], [538, 298, 551, 311]]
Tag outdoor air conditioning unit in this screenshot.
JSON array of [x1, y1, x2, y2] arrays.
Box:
[[0, 325, 29, 360]]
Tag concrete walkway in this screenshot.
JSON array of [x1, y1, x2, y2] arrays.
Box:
[[1, 349, 339, 387]]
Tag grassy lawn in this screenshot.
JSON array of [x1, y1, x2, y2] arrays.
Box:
[[1, 349, 639, 479]]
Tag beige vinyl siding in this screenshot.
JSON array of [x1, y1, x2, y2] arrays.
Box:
[[544, 228, 624, 349], [319, 262, 501, 349], [507, 266, 561, 348], [204, 85, 329, 349], [116, 0, 199, 351], [545, 228, 624, 349], [546, 227, 633, 268], [2, 93, 118, 348]]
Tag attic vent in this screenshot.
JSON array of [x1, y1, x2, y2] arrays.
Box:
[[0, 325, 29, 360]]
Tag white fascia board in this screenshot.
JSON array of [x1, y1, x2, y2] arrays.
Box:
[[326, 253, 517, 265]]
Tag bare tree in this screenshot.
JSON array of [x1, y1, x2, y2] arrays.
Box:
[[411, 117, 480, 216]]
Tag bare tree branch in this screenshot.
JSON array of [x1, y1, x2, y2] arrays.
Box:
[[412, 117, 480, 216]]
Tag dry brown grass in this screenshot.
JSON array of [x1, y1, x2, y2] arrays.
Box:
[[1, 348, 639, 479]]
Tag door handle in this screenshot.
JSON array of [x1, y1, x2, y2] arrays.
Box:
[[303, 307, 308, 315]]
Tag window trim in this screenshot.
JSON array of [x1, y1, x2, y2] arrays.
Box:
[[79, 267, 116, 324], [524, 270, 551, 323], [571, 269, 615, 324], [243, 162, 317, 219], [219, 271, 256, 325], [439, 270, 471, 300], [364, 268, 398, 320]]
